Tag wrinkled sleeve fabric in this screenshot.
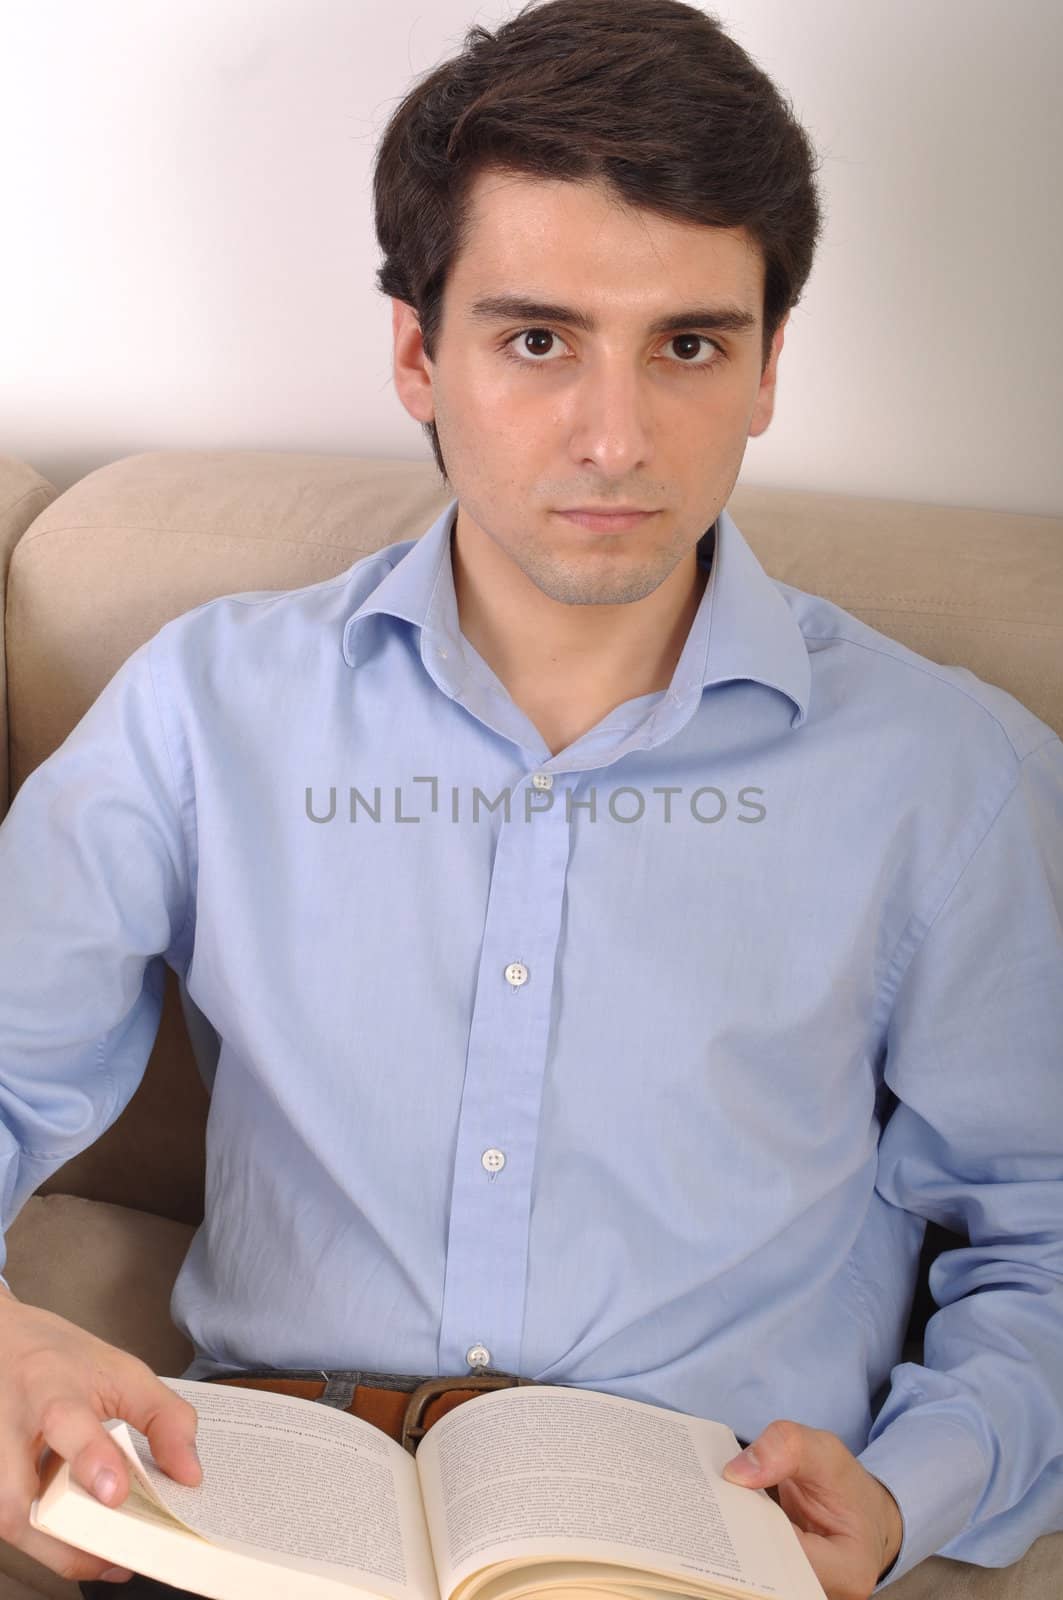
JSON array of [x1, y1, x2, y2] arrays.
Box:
[[0, 636, 192, 1273], [859, 733, 1063, 1590]]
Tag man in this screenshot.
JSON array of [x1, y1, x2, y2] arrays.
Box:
[[1, 3, 1061, 1599]]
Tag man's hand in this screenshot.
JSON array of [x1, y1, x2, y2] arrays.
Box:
[[0, 1295, 202, 1586], [721, 1420, 903, 1600]]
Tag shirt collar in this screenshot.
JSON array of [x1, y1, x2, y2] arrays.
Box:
[[342, 497, 810, 731]]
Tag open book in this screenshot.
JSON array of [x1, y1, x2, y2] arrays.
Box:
[[30, 1376, 827, 1600]]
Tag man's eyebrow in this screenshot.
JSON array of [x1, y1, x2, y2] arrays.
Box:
[[466, 293, 758, 338]]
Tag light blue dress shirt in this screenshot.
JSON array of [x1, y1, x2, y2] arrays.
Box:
[[1, 497, 1061, 1590]]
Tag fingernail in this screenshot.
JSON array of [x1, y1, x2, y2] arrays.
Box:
[[100, 1566, 134, 1581], [724, 1446, 760, 1479], [93, 1468, 119, 1503]]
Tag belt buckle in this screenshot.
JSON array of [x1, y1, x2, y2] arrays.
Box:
[[401, 1371, 530, 1455]]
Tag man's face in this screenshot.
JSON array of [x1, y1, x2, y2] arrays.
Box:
[[393, 169, 787, 608]]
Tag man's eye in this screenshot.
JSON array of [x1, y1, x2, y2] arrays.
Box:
[[499, 328, 725, 373]]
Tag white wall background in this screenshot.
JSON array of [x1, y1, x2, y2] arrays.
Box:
[[1, 0, 1060, 513]]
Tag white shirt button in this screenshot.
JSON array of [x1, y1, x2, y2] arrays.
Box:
[[504, 962, 528, 988], [466, 1344, 491, 1369], [481, 1148, 506, 1174], [531, 772, 553, 789]]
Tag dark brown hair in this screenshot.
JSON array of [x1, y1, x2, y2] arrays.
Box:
[[373, 0, 825, 484]]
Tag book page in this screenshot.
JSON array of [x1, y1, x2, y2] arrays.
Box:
[[415, 1386, 824, 1600], [100, 1375, 440, 1600]]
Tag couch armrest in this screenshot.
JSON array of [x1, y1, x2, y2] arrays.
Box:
[[0, 459, 59, 820]]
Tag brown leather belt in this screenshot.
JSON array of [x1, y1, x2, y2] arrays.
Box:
[[205, 1368, 755, 1463], [205, 1368, 540, 1455]]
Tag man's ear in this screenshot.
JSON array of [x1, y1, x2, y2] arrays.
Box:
[[748, 311, 789, 439], [391, 299, 435, 425]]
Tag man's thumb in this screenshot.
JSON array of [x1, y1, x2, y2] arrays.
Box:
[[722, 1444, 762, 1483], [173, 1434, 203, 1484], [187, 1436, 203, 1477], [147, 1399, 203, 1485]]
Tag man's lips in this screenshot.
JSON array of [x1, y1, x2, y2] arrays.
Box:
[[557, 508, 659, 530]]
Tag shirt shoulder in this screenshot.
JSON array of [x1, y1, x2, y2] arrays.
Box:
[[148, 537, 418, 678], [774, 579, 1058, 770]]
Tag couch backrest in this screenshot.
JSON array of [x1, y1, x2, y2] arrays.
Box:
[[5, 449, 1063, 1226]]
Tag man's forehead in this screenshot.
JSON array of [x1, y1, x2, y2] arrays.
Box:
[[455, 171, 765, 313]]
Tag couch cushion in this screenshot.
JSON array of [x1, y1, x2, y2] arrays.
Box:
[[885, 1536, 1063, 1597], [0, 1553, 79, 1598], [5, 451, 456, 803], [3, 1193, 195, 1376]]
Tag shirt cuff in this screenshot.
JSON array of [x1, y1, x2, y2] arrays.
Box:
[[857, 1410, 989, 1590]]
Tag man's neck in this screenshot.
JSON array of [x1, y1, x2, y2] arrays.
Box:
[[450, 516, 710, 714]]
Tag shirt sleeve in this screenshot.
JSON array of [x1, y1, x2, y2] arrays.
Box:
[[0, 636, 192, 1276], [857, 733, 1063, 1590]]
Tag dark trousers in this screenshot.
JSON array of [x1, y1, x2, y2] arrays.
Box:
[[80, 1577, 193, 1599]]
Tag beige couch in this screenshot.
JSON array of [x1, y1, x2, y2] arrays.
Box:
[[0, 449, 1060, 1599]]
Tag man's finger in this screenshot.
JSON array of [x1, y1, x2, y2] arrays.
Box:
[[722, 1418, 815, 1485]]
